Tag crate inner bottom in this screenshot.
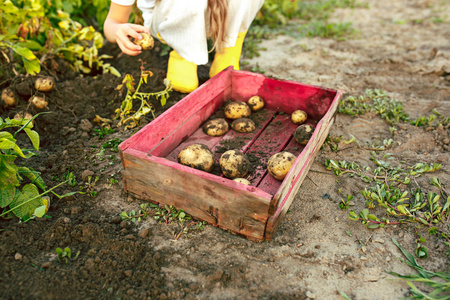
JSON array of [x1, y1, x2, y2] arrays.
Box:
[[163, 108, 316, 196]]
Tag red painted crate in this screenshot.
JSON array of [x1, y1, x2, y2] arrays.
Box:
[[119, 67, 343, 241]]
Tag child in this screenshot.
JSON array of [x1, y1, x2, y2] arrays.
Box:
[[104, 0, 264, 93]]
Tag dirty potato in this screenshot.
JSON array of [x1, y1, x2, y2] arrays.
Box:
[[291, 110, 308, 125], [34, 77, 55, 92], [247, 96, 264, 112], [134, 33, 154, 50], [202, 118, 229, 136], [219, 150, 250, 179], [224, 101, 251, 119], [177, 143, 215, 172], [1, 87, 18, 107], [13, 111, 34, 124], [231, 118, 256, 133], [267, 151, 297, 181], [293, 124, 315, 145], [29, 96, 48, 110]]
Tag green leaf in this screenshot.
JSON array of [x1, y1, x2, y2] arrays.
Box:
[[18, 167, 46, 191], [0, 184, 16, 208], [0, 154, 19, 190], [22, 57, 41, 75], [11, 44, 37, 60], [33, 205, 47, 218], [23, 128, 39, 151], [10, 184, 47, 221], [17, 40, 42, 51]]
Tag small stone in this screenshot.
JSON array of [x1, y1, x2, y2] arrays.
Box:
[[79, 119, 93, 132], [62, 217, 71, 224], [374, 238, 385, 244], [81, 170, 94, 182], [386, 256, 391, 262], [42, 262, 52, 268], [208, 269, 224, 281], [110, 216, 122, 224], [306, 291, 316, 299], [138, 228, 149, 238], [15, 253, 23, 260], [399, 231, 404, 238], [125, 234, 135, 240], [443, 138, 450, 145], [360, 256, 368, 261], [71, 206, 83, 215], [124, 270, 133, 277], [120, 221, 129, 229]]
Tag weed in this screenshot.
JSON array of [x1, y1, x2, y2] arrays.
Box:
[[93, 127, 115, 139], [80, 176, 99, 198], [340, 194, 353, 209], [56, 247, 80, 264], [102, 138, 122, 153], [389, 238, 450, 299], [121, 203, 207, 239]]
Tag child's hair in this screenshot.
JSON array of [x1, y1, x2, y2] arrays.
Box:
[[155, 0, 229, 52], [207, 0, 228, 53]]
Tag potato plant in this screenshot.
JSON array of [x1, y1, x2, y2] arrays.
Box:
[[115, 70, 172, 130], [0, 0, 119, 77], [0, 115, 48, 221]]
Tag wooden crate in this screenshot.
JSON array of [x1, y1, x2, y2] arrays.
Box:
[[119, 67, 343, 241]]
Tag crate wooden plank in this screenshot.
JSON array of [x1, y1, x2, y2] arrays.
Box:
[[231, 71, 336, 120], [264, 91, 343, 240], [245, 113, 299, 186], [121, 148, 272, 240], [119, 67, 233, 154]]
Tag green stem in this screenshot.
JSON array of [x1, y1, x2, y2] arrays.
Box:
[[0, 180, 67, 218]]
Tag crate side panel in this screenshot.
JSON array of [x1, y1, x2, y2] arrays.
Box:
[[231, 71, 336, 120], [119, 68, 233, 153], [121, 150, 271, 240], [264, 91, 342, 240]]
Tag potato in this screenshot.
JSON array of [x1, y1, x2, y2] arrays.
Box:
[[231, 118, 255, 133], [224, 101, 251, 119], [293, 124, 315, 145], [134, 33, 154, 50], [233, 178, 251, 185], [13, 111, 34, 124], [29, 96, 48, 110], [267, 151, 297, 181], [177, 143, 215, 172], [291, 110, 308, 125], [1, 87, 18, 107], [219, 150, 250, 178], [202, 118, 229, 136], [34, 77, 55, 92], [247, 96, 264, 111]]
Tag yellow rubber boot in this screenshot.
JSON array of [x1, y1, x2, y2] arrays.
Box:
[[209, 31, 247, 78], [167, 50, 198, 93]]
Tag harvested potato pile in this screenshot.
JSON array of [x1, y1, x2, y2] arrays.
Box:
[[220, 150, 250, 178], [202, 118, 229, 136], [177, 143, 215, 172], [267, 151, 297, 180], [294, 124, 314, 145]]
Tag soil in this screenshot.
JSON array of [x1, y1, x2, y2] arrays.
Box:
[[1, 0, 450, 299]]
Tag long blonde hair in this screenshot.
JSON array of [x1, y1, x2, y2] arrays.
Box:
[[155, 0, 228, 52]]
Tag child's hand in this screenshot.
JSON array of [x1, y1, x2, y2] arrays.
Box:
[[115, 24, 150, 56]]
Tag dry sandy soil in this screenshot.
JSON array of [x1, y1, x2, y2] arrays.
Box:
[[1, 0, 449, 299]]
